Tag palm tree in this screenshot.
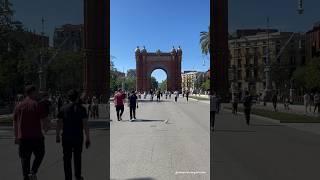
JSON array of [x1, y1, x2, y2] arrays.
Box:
[[200, 26, 210, 55]]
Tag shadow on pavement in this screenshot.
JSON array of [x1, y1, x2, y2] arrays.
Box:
[[138, 100, 171, 103], [131, 119, 165, 122], [214, 129, 256, 133], [125, 178, 157, 180], [251, 124, 285, 127]]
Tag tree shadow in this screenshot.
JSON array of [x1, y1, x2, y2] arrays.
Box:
[[214, 129, 256, 133], [125, 178, 157, 180], [130, 119, 165, 122], [250, 124, 285, 127], [88, 121, 109, 128], [137, 100, 171, 103]]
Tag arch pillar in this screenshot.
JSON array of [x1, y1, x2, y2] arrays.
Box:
[[83, 0, 108, 98]]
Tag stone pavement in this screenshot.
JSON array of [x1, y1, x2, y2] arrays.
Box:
[[253, 102, 320, 117], [213, 110, 320, 180], [110, 96, 210, 180], [0, 105, 109, 180]]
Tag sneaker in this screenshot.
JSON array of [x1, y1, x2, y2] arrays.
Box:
[[129, 118, 132, 122]]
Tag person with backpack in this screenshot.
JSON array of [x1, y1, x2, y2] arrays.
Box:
[[56, 89, 90, 180], [128, 91, 139, 121], [242, 91, 252, 126]]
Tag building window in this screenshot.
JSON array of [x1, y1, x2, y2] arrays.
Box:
[[263, 57, 267, 64], [246, 70, 250, 78], [263, 46, 267, 54], [238, 59, 241, 67], [238, 70, 242, 79], [254, 56, 258, 65]]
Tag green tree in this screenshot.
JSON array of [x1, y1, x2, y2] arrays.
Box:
[[201, 79, 210, 91], [159, 79, 167, 91], [151, 77, 158, 90], [292, 57, 320, 91], [46, 52, 83, 92], [292, 66, 306, 88], [305, 58, 320, 90], [200, 26, 210, 55], [124, 76, 136, 92]]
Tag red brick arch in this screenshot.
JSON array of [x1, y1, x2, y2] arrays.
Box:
[[135, 47, 182, 92]]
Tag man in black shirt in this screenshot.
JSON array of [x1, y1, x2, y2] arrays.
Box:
[[128, 91, 138, 121], [242, 91, 252, 126], [56, 89, 90, 180]]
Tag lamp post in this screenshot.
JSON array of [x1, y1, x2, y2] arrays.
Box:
[[263, 17, 273, 100]]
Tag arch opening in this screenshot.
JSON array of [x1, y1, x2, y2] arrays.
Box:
[[150, 69, 168, 92]]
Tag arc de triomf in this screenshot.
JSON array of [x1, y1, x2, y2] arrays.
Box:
[[135, 46, 182, 92]]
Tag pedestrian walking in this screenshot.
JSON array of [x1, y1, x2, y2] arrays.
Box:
[[310, 93, 314, 112], [272, 93, 278, 112], [304, 92, 311, 114], [150, 89, 154, 101], [56, 89, 90, 180], [263, 94, 267, 106], [91, 96, 99, 119], [216, 95, 221, 113], [232, 93, 239, 114], [242, 91, 252, 125], [186, 90, 190, 102], [128, 91, 139, 121], [114, 89, 125, 121], [210, 90, 218, 131], [284, 95, 290, 110], [156, 90, 161, 102], [174, 90, 179, 102], [314, 92, 320, 114], [13, 85, 49, 180], [58, 95, 64, 113]]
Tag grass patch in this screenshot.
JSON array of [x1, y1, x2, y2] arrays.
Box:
[[0, 117, 13, 126], [189, 96, 209, 101], [224, 107, 320, 123]]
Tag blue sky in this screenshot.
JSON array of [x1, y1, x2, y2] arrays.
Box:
[[229, 0, 320, 32], [9, 0, 320, 82], [10, 0, 83, 45], [111, 0, 210, 82]]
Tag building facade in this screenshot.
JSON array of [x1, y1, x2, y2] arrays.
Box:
[[181, 71, 207, 93], [306, 22, 320, 60], [181, 71, 197, 92], [53, 24, 83, 52], [135, 46, 182, 92], [229, 30, 306, 96]]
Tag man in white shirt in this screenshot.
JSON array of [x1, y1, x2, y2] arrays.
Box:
[[303, 92, 311, 114]]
